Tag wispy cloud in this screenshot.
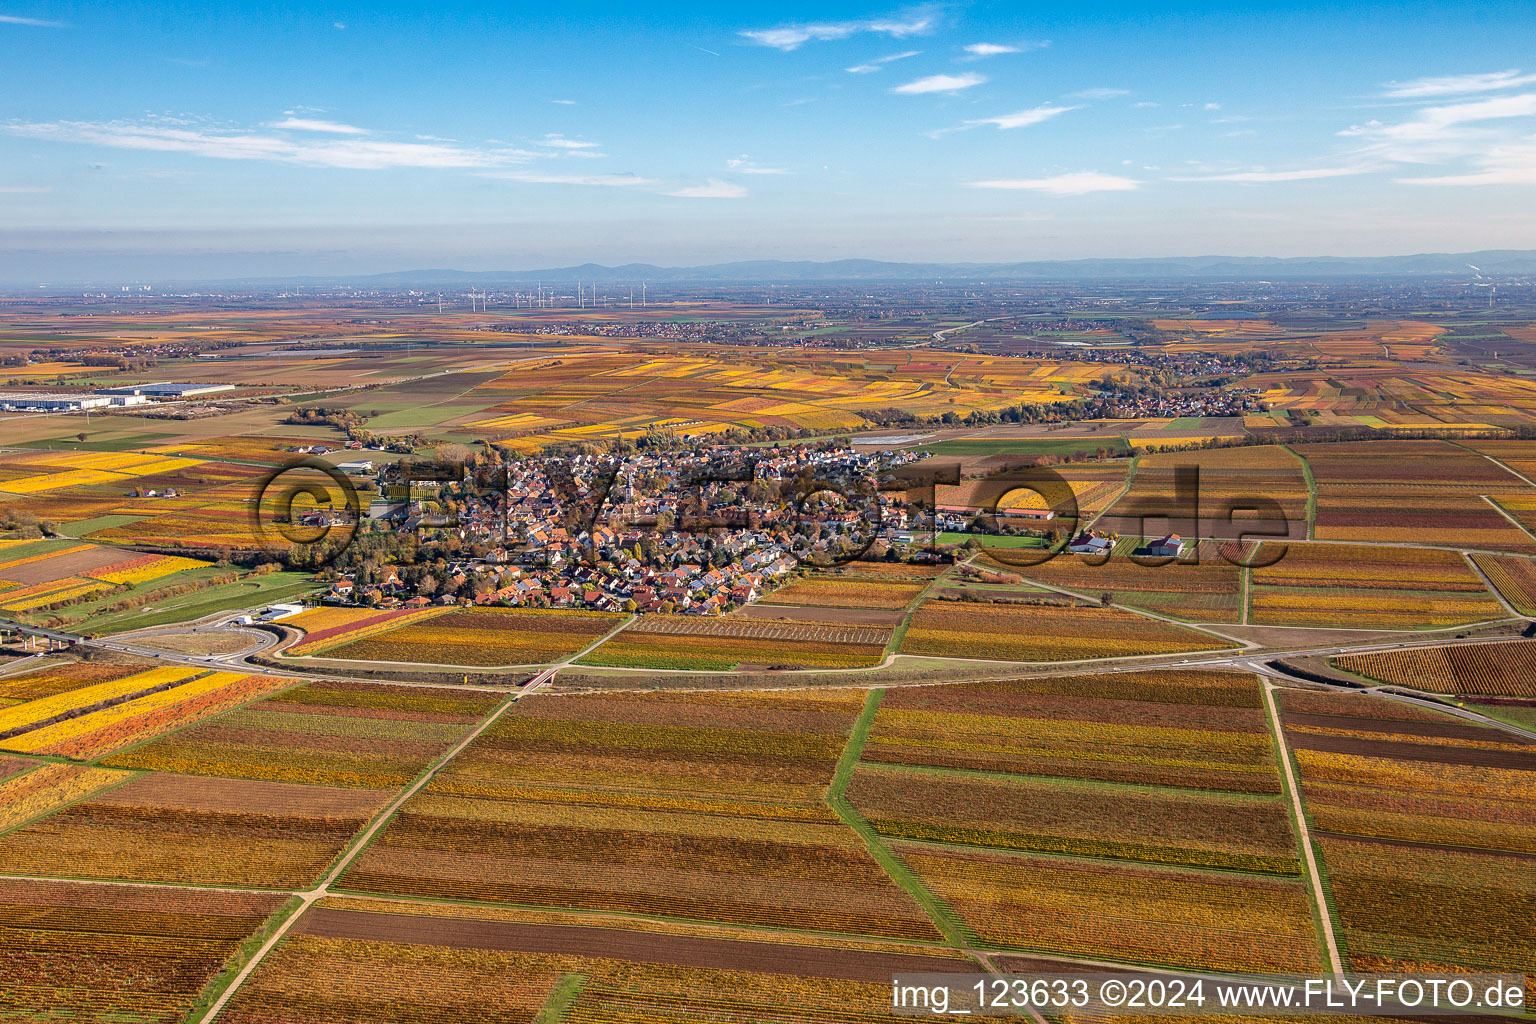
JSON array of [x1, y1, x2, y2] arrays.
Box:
[[845, 50, 920, 73], [1069, 87, 1130, 100], [1396, 140, 1536, 186], [0, 13, 66, 27], [667, 179, 748, 198], [5, 118, 531, 170], [1170, 166, 1373, 183], [1383, 69, 1536, 99], [741, 11, 935, 51], [270, 117, 367, 135], [967, 171, 1140, 195], [893, 72, 985, 95], [1340, 92, 1536, 163], [550, 99, 577, 105], [485, 171, 656, 187], [0, 185, 51, 193], [539, 134, 601, 150], [727, 155, 787, 175], [967, 104, 1076, 130], [964, 42, 1019, 57]]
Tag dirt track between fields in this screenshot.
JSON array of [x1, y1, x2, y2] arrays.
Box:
[[297, 907, 971, 981]]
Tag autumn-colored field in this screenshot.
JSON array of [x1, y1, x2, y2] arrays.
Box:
[[1250, 542, 1507, 628], [104, 680, 501, 788], [1005, 539, 1244, 622], [848, 765, 1298, 873], [861, 670, 1281, 792], [0, 879, 285, 1024], [899, 600, 1233, 661], [1469, 552, 1536, 615], [901, 846, 1322, 974], [454, 688, 867, 801], [2, 671, 293, 760], [220, 928, 927, 1024], [1319, 837, 1535, 977], [1291, 440, 1536, 551], [760, 575, 927, 610], [321, 607, 623, 665], [1334, 640, 1536, 695], [341, 689, 936, 939], [1282, 688, 1536, 858], [0, 772, 390, 887], [582, 615, 890, 670]]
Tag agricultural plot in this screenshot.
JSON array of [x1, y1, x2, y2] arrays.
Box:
[[1319, 838, 1535, 978], [221, 916, 964, 1024], [0, 763, 133, 832], [929, 460, 1131, 520], [899, 600, 1233, 661], [860, 669, 1282, 792], [1281, 688, 1536, 858], [847, 766, 1298, 873], [282, 605, 442, 655], [1468, 552, 1536, 615], [1334, 640, 1536, 696], [1249, 542, 1507, 629], [340, 688, 939, 939], [0, 878, 285, 1024], [760, 574, 928, 610], [900, 847, 1322, 974], [1, 671, 293, 760], [1098, 445, 1309, 540], [104, 679, 502, 788], [1003, 539, 1244, 622], [0, 657, 147, 701], [318, 607, 622, 666], [1290, 440, 1536, 551], [0, 771, 390, 887], [581, 615, 890, 670]]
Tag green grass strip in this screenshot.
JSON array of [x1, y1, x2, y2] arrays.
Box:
[[827, 688, 974, 947], [534, 973, 588, 1024]]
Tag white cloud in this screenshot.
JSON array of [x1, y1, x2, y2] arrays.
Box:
[[741, 13, 934, 51], [0, 185, 51, 193], [967, 171, 1140, 195], [1340, 92, 1536, 165], [667, 179, 748, 198], [845, 49, 919, 73], [1203, 102, 1222, 111], [727, 155, 787, 175], [1069, 87, 1130, 100], [332, 21, 345, 30], [5, 118, 528, 170], [893, 72, 986, 95], [966, 104, 1076, 130], [550, 99, 577, 105], [539, 134, 600, 150], [964, 42, 1019, 57], [0, 14, 65, 27], [1383, 69, 1536, 99], [1396, 140, 1536, 186], [1171, 167, 1373, 183], [485, 171, 656, 187], [270, 117, 368, 135]]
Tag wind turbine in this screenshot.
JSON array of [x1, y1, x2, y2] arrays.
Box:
[[1468, 264, 1495, 308]]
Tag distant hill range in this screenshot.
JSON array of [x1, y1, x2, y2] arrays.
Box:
[[288, 251, 1536, 287]]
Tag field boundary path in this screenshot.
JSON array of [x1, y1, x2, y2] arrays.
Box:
[[192, 686, 525, 1023], [826, 688, 976, 949], [1260, 678, 1344, 975]]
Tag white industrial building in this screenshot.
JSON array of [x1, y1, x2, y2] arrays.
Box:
[[0, 391, 113, 412]]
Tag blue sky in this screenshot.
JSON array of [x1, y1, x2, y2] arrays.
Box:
[[4, 1, 1536, 279]]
